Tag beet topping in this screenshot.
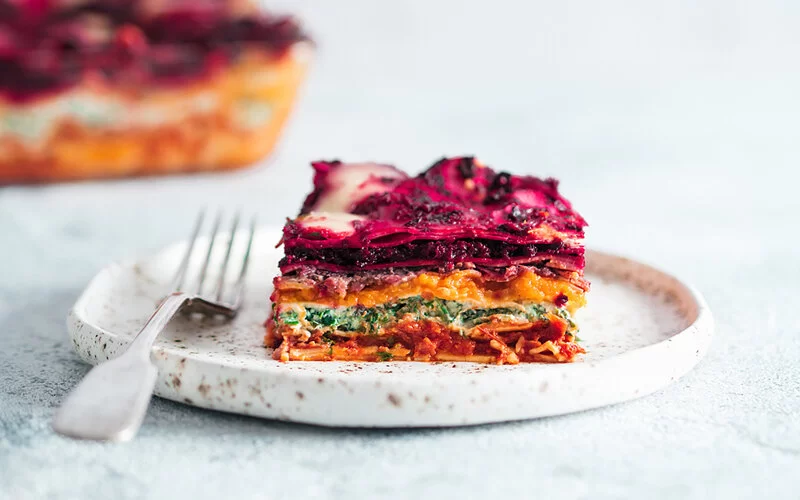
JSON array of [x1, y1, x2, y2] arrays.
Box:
[[282, 157, 588, 274], [281, 239, 584, 273], [300, 157, 585, 234], [0, 1, 307, 102]]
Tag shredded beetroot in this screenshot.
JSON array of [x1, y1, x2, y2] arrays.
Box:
[[282, 157, 587, 274], [280, 244, 584, 273]]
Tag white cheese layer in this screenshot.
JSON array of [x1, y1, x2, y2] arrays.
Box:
[[0, 90, 273, 146], [297, 212, 367, 236], [311, 162, 408, 213]]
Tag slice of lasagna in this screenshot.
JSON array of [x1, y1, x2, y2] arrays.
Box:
[[266, 157, 589, 364]]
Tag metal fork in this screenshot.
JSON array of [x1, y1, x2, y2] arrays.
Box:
[[52, 211, 256, 442]]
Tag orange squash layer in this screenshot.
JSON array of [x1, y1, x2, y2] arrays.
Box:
[[274, 268, 586, 313], [0, 46, 309, 183]]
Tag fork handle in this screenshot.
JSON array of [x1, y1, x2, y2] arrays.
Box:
[[53, 293, 190, 442], [128, 293, 191, 358]]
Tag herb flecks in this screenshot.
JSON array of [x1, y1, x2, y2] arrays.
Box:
[[278, 310, 299, 325]]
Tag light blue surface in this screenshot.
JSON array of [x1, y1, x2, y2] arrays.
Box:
[[2, 2, 799, 498]]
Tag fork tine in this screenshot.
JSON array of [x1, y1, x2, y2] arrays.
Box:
[[229, 215, 256, 308], [171, 210, 205, 291], [195, 211, 222, 296], [213, 211, 241, 302]]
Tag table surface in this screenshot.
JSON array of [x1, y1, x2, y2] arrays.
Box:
[[2, 1, 799, 499]]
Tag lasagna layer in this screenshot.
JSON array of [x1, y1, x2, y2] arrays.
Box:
[[267, 300, 582, 364], [273, 268, 585, 313], [280, 240, 584, 273]]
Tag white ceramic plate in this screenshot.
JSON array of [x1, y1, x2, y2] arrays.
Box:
[[67, 228, 713, 427]]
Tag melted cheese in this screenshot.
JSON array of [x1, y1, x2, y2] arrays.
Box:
[[0, 91, 224, 145], [276, 269, 586, 313], [298, 212, 367, 235], [311, 162, 407, 212]]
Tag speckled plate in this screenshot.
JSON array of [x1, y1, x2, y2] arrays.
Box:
[[67, 228, 713, 427]]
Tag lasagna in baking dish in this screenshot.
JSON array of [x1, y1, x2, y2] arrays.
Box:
[[0, 0, 309, 183], [266, 157, 589, 364]]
